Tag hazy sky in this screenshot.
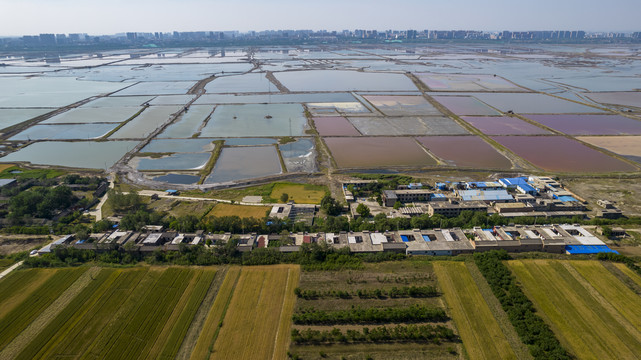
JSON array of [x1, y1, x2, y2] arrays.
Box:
[[1, 0, 638, 36]]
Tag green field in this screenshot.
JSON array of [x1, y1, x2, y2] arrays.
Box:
[[508, 259, 641, 360], [0, 266, 218, 360], [207, 203, 271, 219], [0, 258, 14, 272], [270, 183, 327, 204], [434, 262, 517, 360]]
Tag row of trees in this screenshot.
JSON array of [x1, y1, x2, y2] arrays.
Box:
[[292, 304, 447, 325], [291, 324, 456, 345], [474, 251, 570, 360], [293, 285, 438, 300], [22, 241, 403, 269]]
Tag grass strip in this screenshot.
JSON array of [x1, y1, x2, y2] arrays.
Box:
[[189, 266, 241, 360]]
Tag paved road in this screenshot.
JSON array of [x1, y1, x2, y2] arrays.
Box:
[[0, 261, 24, 280], [88, 177, 115, 221]]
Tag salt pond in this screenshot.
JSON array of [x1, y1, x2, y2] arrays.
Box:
[[135, 152, 211, 171], [158, 105, 213, 138], [42, 107, 142, 124], [431, 96, 501, 116], [205, 146, 282, 183], [10, 123, 117, 140], [0, 141, 139, 169], [524, 114, 641, 135], [0, 109, 54, 130], [114, 81, 196, 96], [348, 116, 468, 136], [274, 70, 418, 92], [0, 77, 130, 107], [362, 95, 443, 116], [492, 136, 637, 173], [461, 116, 551, 135], [141, 138, 215, 153], [152, 173, 201, 185], [279, 138, 316, 172], [324, 137, 437, 168], [578, 136, 641, 164], [205, 73, 277, 93], [417, 136, 512, 168], [313, 116, 361, 136], [110, 106, 182, 139], [415, 73, 524, 92], [199, 104, 306, 137], [472, 93, 605, 114]]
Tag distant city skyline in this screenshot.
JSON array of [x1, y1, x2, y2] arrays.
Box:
[[1, 0, 639, 36]]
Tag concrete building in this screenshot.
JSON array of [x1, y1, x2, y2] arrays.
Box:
[[405, 228, 474, 255], [382, 189, 432, 207], [428, 200, 488, 217]]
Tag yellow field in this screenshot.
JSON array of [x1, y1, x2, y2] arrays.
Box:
[[207, 203, 270, 219], [190, 267, 241, 360], [615, 263, 641, 288], [0, 164, 14, 173], [434, 262, 516, 360], [270, 183, 326, 204], [508, 260, 641, 360], [211, 265, 300, 360]]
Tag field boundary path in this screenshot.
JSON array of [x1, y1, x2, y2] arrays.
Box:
[[176, 267, 228, 360], [0, 261, 23, 280]]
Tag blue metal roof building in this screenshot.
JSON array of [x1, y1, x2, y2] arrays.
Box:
[[498, 177, 529, 188], [554, 194, 578, 202], [517, 183, 537, 195], [565, 245, 618, 255], [458, 189, 514, 202]]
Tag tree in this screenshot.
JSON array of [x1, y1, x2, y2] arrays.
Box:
[[321, 194, 342, 216], [356, 203, 371, 218], [280, 193, 289, 203], [393, 201, 402, 210], [601, 225, 613, 238]]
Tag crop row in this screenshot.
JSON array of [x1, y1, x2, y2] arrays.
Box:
[[149, 269, 217, 360], [26, 268, 149, 359], [0, 268, 43, 306], [294, 285, 437, 300], [291, 324, 456, 345], [0, 267, 85, 351], [16, 268, 115, 360], [293, 304, 447, 325], [98, 268, 193, 360], [212, 266, 294, 359], [190, 267, 241, 360]]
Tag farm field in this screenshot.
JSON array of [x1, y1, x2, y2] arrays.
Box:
[[207, 203, 270, 218], [290, 261, 460, 359], [192, 265, 299, 360], [0, 258, 14, 271], [434, 262, 517, 360], [508, 259, 641, 360], [0, 266, 218, 360], [269, 182, 327, 204]]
